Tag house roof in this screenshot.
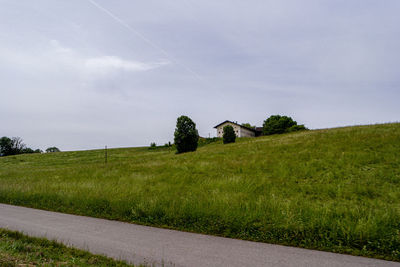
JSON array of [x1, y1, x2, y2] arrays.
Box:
[[214, 120, 260, 132]]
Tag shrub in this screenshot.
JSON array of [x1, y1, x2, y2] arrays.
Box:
[[46, 147, 60, 153], [263, 115, 307, 135], [149, 142, 157, 149], [287, 124, 307, 132], [223, 125, 236, 144], [174, 115, 199, 154]]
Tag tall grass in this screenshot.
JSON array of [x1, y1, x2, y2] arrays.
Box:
[[0, 123, 399, 260]]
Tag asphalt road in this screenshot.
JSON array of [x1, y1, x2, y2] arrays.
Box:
[[0, 203, 398, 267]]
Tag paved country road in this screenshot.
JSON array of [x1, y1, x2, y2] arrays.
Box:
[[0, 204, 398, 267]]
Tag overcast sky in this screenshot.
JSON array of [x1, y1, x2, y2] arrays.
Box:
[[1, 0, 399, 151]]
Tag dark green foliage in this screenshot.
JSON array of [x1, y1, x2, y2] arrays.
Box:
[[287, 124, 307, 132], [0, 137, 13, 156], [241, 123, 255, 129], [263, 115, 307, 135], [46, 147, 60, 153], [0, 136, 40, 156], [22, 148, 35, 154], [150, 142, 156, 149], [223, 125, 236, 144], [174, 115, 199, 153]]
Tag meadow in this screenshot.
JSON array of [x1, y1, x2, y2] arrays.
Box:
[[0, 123, 399, 261]]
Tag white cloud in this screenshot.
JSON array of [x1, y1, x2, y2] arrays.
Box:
[[84, 56, 167, 75], [48, 40, 168, 76]]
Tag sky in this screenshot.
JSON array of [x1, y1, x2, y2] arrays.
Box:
[[0, 0, 399, 151]]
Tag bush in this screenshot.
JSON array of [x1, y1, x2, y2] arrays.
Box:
[[174, 115, 199, 154], [164, 142, 172, 147], [149, 142, 157, 149], [263, 115, 307, 135], [46, 147, 60, 153], [287, 124, 307, 132], [223, 125, 236, 144]]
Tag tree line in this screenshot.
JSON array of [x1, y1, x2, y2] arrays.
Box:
[[0, 136, 60, 157]]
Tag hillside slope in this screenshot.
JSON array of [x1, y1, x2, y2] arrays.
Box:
[[0, 123, 399, 260]]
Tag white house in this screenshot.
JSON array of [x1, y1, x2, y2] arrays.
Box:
[[214, 120, 261, 138]]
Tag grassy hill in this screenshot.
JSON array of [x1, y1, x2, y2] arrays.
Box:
[[0, 123, 399, 260]]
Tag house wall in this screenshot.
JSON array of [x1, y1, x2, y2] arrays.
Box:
[[216, 122, 255, 138], [239, 127, 256, 137]]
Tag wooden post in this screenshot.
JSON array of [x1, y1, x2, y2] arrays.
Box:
[[105, 145, 107, 164]]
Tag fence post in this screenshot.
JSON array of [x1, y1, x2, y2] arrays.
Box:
[[105, 145, 107, 164]]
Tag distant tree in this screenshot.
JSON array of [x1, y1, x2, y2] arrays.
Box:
[[149, 142, 157, 149], [0, 136, 27, 156], [0, 137, 13, 156], [11, 137, 26, 154], [0, 136, 42, 156], [241, 123, 255, 129], [164, 142, 172, 147], [22, 147, 35, 154], [174, 115, 199, 154], [263, 115, 307, 135], [223, 125, 236, 144], [46, 147, 60, 153]]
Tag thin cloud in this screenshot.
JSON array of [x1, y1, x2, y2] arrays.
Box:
[[49, 40, 167, 76], [85, 56, 167, 74]]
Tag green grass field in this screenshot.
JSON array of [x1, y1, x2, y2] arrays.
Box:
[[1, 123, 399, 261], [0, 229, 132, 266]]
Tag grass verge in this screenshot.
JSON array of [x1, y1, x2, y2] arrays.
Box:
[[0, 123, 399, 261], [0, 228, 132, 266]]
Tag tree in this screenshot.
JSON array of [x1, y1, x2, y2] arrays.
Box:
[[149, 142, 157, 150], [174, 115, 199, 154], [11, 137, 26, 154], [22, 147, 35, 154], [46, 147, 60, 153], [263, 115, 307, 135], [241, 123, 255, 129], [0, 137, 13, 156], [0, 136, 26, 156], [0, 136, 41, 156], [223, 125, 236, 144]]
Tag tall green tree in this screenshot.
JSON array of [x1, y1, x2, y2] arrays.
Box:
[[174, 115, 199, 154], [223, 125, 236, 144]]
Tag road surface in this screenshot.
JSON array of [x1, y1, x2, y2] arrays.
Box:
[[0, 203, 398, 267]]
